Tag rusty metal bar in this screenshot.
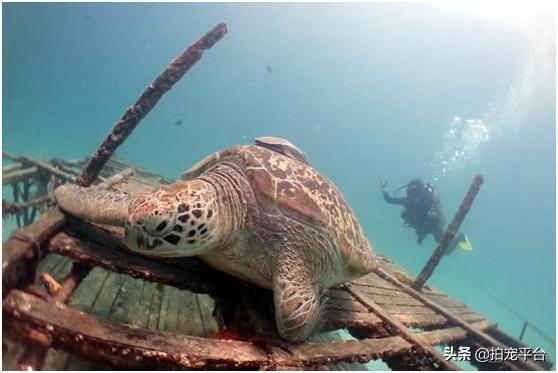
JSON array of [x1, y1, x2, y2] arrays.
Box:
[[17, 262, 92, 370], [2, 152, 75, 183], [3, 162, 23, 173], [2, 196, 52, 217], [76, 23, 228, 187], [375, 267, 546, 370], [4, 290, 414, 370], [413, 175, 484, 290], [519, 321, 528, 341], [3, 167, 39, 185], [344, 283, 460, 370], [2, 209, 66, 298]]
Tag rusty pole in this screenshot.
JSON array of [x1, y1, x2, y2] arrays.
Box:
[[15, 23, 228, 371], [76, 22, 228, 187], [412, 174, 484, 291]]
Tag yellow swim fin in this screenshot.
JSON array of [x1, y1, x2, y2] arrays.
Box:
[[459, 234, 473, 252]]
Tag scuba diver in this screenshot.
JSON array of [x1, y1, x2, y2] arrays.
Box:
[[380, 178, 472, 256]]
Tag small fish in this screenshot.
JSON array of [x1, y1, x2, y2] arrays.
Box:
[[266, 66, 273, 74], [174, 120, 183, 126], [84, 15, 93, 21]]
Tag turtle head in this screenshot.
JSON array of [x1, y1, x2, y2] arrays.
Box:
[[125, 180, 221, 257]]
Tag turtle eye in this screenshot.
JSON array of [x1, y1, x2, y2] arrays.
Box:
[[155, 220, 168, 232]]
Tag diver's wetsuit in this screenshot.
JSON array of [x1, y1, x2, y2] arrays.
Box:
[[382, 184, 464, 256]]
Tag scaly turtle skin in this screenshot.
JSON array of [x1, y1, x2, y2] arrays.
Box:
[[55, 142, 377, 342]]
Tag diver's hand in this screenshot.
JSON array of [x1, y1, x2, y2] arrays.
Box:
[[379, 180, 388, 192]]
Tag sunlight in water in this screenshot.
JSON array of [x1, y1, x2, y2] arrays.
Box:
[[432, 0, 552, 33], [431, 0, 554, 179]]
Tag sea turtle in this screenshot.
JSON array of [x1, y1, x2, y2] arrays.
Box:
[[254, 136, 310, 165], [55, 140, 377, 342]]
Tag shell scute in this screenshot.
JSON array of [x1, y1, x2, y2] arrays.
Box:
[[183, 144, 375, 273]]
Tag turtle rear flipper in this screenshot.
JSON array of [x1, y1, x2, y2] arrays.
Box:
[[54, 184, 131, 226]]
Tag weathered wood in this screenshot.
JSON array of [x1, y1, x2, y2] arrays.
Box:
[[53, 262, 92, 302], [134, 281, 156, 329], [4, 290, 414, 369], [22, 179, 30, 225], [38, 273, 61, 296], [196, 294, 220, 337], [3, 162, 23, 173], [351, 280, 407, 295], [76, 23, 228, 187], [35, 254, 66, 283], [176, 290, 205, 337], [97, 168, 135, 189], [417, 320, 497, 346], [5, 153, 76, 182], [2, 209, 65, 298], [393, 313, 448, 328], [345, 284, 459, 370], [47, 231, 233, 299], [2, 167, 39, 185], [147, 283, 164, 330], [328, 296, 369, 313], [484, 326, 554, 370], [413, 175, 484, 290], [109, 275, 142, 324], [375, 267, 545, 371], [2, 197, 52, 217], [49, 255, 74, 281], [326, 310, 383, 334], [376, 303, 439, 316], [89, 272, 124, 319], [69, 267, 111, 312], [20, 262, 96, 371]]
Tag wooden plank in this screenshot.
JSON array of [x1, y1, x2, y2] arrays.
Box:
[[147, 283, 164, 330], [380, 303, 440, 316], [163, 287, 181, 332], [3, 162, 23, 173], [418, 326, 467, 346], [176, 290, 205, 337], [374, 268, 543, 371], [326, 310, 382, 330], [196, 294, 220, 337], [330, 288, 423, 307], [107, 275, 138, 324], [68, 267, 110, 312], [328, 297, 369, 313], [47, 231, 233, 299], [350, 282, 408, 296], [417, 320, 498, 346], [393, 313, 448, 328], [64, 267, 111, 370], [3, 209, 65, 297], [2, 166, 39, 185], [157, 285, 172, 331], [34, 254, 66, 285], [4, 290, 413, 369], [90, 272, 124, 319], [345, 284, 459, 370], [131, 281, 156, 329], [49, 256, 73, 281], [43, 268, 108, 370]]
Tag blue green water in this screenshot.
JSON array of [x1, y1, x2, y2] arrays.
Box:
[[3, 2, 556, 368]]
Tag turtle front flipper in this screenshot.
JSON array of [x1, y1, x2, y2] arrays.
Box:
[[54, 184, 131, 226], [273, 250, 325, 343]]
